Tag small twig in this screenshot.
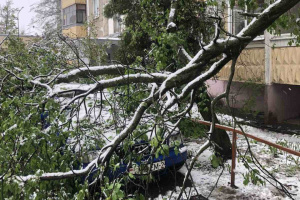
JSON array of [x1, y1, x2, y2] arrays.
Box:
[[176, 140, 210, 200]]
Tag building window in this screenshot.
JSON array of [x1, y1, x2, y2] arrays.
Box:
[[93, 0, 99, 17], [63, 4, 86, 27], [279, 2, 300, 34], [113, 16, 121, 33], [76, 4, 86, 23], [230, 0, 264, 35], [232, 6, 245, 35]]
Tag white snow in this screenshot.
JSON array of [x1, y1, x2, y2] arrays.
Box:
[[157, 113, 300, 199], [2, 124, 17, 136], [53, 73, 168, 96], [167, 22, 177, 29], [169, 8, 175, 19], [17, 159, 98, 182], [58, 65, 122, 78], [53, 83, 97, 94]]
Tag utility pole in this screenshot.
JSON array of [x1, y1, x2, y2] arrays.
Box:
[[17, 7, 24, 37]]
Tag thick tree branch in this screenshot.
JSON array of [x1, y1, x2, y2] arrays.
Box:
[[52, 73, 169, 97], [167, 0, 178, 31], [209, 56, 238, 135], [55, 65, 126, 83]]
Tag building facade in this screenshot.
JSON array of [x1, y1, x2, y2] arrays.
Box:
[[60, 0, 300, 124], [61, 0, 122, 38], [208, 2, 300, 124]]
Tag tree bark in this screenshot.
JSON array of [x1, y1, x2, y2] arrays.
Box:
[[195, 86, 232, 159]]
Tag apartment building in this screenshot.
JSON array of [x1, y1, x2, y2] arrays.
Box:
[[60, 0, 300, 124], [208, 2, 300, 124], [61, 0, 122, 38]]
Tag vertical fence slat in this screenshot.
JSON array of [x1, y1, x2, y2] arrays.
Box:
[[231, 130, 237, 187], [192, 118, 300, 188]]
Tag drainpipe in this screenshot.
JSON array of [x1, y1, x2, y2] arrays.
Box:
[[17, 7, 24, 37], [264, 18, 274, 124], [87, 0, 90, 35], [265, 31, 272, 85]]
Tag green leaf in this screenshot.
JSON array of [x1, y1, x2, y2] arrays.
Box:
[[77, 190, 85, 200], [243, 175, 250, 185], [128, 172, 135, 179], [211, 155, 222, 168]]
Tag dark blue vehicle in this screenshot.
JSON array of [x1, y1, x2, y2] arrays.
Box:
[[82, 133, 188, 182]]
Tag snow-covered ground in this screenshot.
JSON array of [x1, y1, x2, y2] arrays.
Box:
[[157, 114, 300, 200], [57, 93, 300, 199]]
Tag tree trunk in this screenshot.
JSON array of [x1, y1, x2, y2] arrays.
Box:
[[195, 86, 232, 159]]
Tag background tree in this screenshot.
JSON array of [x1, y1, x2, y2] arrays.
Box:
[[31, 0, 61, 35], [0, 0, 17, 34]]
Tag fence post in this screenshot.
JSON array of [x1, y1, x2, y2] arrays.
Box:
[[231, 130, 237, 188]]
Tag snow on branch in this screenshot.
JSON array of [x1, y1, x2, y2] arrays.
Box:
[[55, 65, 126, 83], [178, 46, 192, 62], [167, 0, 178, 31], [179, 54, 229, 100], [16, 160, 98, 182], [52, 73, 169, 97], [160, 54, 230, 113]]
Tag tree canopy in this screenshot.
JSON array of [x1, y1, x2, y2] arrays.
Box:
[[0, 0, 17, 34], [31, 0, 61, 34]]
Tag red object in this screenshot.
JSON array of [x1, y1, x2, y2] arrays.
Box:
[[192, 119, 300, 187], [231, 130, 237, 188]]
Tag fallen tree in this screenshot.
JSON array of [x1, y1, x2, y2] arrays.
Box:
[[0, 0, 299, 199]]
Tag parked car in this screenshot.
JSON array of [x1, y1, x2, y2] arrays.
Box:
[[82, 132, 188, 182]]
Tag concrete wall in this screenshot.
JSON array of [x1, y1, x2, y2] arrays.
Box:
[[207, 79, 300, 123], [217, 44, 300, 86], [62, 0, 87, 38], [217, 48, 265, 83], [206, 80, 265, 113], [272, 47, 300, 85], [210, 31, 300, 124], [87, 0, 121, 37], [265, 84, 300, 123], [62, 25, 87, 38], [62, 0, 123, 38], [62, 0, 86, 9]]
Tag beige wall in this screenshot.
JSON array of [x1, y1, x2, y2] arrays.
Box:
[[61, 0, 87, 38], [88, 0, 110, 37], [0, 35, 39, 49], [62, 26, 87, 38], [62, 0, 86, 9], [62, 0, 122, 38], [217, 46, 300, 86], [272, 47, 300, 85], [217, 48, 265, 83]]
